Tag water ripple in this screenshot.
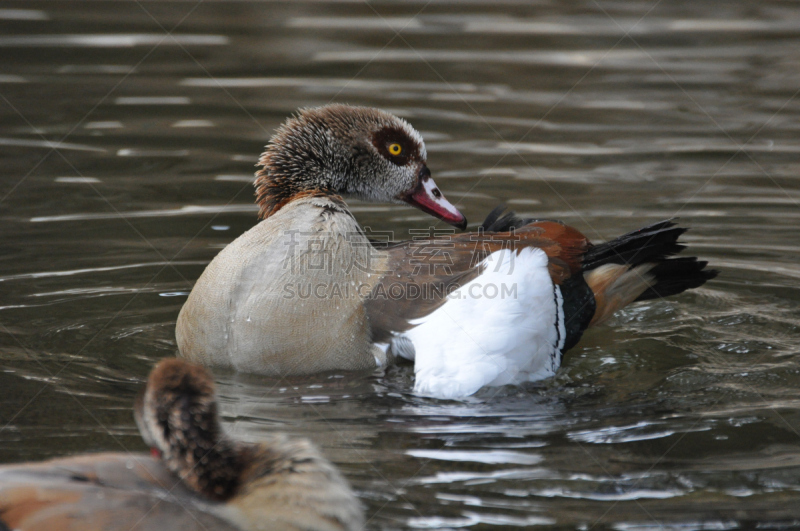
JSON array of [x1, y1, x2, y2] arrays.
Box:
[[0, 34, 229, 47]]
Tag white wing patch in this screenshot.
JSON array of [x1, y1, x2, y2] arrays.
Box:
[[406, 247, 565, 399]]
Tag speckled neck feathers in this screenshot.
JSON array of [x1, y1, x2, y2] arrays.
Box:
[[136, 359, 249, 501]]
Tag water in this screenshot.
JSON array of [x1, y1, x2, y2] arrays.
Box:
[[1, 1, 800, 528]]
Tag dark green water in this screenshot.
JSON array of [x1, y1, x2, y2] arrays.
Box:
[[1, 1, 800, 529]]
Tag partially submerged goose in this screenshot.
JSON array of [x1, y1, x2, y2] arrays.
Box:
[[0, 358, 364, 531], [176, 104, 716, 399]]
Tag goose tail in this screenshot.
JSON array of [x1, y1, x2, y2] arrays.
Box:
[[582, 220, 718, 325]]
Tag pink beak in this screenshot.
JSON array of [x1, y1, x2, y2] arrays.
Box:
[[401, 165, 467, 230]]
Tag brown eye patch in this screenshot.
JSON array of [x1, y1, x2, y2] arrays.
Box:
[[371, 126, 419, 166]]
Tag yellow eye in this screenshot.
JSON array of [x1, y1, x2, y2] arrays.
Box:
[[388, 143, 402, 156]]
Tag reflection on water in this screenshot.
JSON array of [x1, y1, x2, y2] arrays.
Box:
[[1, 1, 800, 529]]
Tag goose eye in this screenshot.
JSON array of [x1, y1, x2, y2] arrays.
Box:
[[388, 143, 402, 156]]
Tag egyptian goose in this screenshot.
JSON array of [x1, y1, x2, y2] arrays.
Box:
[[176, 104, 717, 399], [0, 358, 364, 531]]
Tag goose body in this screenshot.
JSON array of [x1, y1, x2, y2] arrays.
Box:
[[0, 453, 242, 531], [177, 195, 389, 374], [176, 104, 716, 398], [0, 359, 364, 531]]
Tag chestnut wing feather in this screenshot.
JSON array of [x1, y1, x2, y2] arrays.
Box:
[[364, 222, 590, 343]]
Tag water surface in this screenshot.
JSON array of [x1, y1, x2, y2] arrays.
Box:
[[1, 1, 800, 529]]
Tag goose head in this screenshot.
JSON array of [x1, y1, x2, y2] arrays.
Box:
[[135, 358, 244, 501], [255, 104, 467, 229]]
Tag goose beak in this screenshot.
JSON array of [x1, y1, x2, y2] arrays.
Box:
[[401, 165, 467, 230]]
